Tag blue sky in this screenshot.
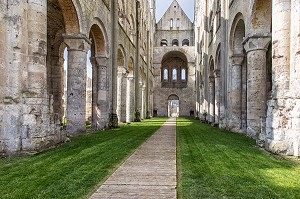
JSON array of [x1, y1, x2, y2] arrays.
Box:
[[156, 0, 194, 22]]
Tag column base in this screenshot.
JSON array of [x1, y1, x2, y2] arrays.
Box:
[[146, 111, 151, 119], [134, 110, 141, 122], [109, 113, 119, 128]]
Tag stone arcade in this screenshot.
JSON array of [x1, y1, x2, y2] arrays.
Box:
[[0, 0, 299, 157]]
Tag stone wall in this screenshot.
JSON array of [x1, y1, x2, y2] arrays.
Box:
[[0, 0, 155, 156], [194, 0, 300, 157]]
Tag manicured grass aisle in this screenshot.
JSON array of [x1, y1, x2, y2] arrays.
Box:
[[0, 118, 167, 199], [177, 118, 300, 199]]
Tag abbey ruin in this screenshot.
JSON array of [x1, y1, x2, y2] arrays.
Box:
[[0, 0, 299, 157]]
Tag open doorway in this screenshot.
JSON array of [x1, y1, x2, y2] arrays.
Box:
[[168, 94, 179, 117]]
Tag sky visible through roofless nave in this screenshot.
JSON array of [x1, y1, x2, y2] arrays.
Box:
[[156, 0, 194, 22]]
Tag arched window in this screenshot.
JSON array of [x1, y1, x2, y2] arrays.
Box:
[[182, 39, 189, 46], [161, 39, 168, 46], [163, 68, 168, 80], [181, 68, 186, 80], [172, 39, 179, 46], [172, 68, 177, 80], [209, 11, 214, 44]]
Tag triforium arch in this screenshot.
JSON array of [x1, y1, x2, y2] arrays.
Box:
[[89, 20, 109, 129], [208, 56, 215, 124], [161, 51, 188, 88], [229, 12, 247, 132], [116, 45, 127, 123]]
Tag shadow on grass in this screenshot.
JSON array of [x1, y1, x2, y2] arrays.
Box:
[[0, 117, 168, 199], [177, 117, 300, 199]]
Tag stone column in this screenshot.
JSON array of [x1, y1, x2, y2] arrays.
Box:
[[229, 55, 244, 132], [109, 0, 119, 128], [214, 69, 220, 125], [134, 1, 141, 122], [64, 34, 91, 135], [208, 76, 215, 123], [141, 84, 146, 119], [116, 70, 123, 120], [126, 76, 134, 123], [90, 57, 98, 129], [50, 55, 64, 121], [244, 35, 271, 139]]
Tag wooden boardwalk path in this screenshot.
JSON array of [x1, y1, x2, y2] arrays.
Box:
[[90, 117, 177, 199]]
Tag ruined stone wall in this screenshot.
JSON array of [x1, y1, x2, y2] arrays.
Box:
[[195, 0, 300, 157], [0, 0, 155, 156]]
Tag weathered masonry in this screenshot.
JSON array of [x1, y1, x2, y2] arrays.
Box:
[[195, 0, 300, 156], [0, 0, 155, 156]]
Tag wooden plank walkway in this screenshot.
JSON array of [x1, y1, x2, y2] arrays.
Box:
[[89, 117, 177, 199]]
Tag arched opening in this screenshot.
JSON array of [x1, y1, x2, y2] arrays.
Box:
[[161, 39, 168, 46], [168, 94, 179, 117], [85, 50, 92, 127], [230, 13, 247, 131], [215, 44, 221, 124], [89, 23, 108, 129], [182, 39, 189, 46], [126, 57, 134, 123], [172, 39, 179, 46], [117, 47, 126, 123], [161, 51, 188, 88], [209, 57, 215, 124], [47, 0, 81, 129]]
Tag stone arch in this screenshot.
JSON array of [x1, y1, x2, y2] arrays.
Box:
[[117, 45, 127, 122], [214, 43, 221, 124], [172, 39, 179, 46], [88, 22, 109, 130], [56, 0, 81, 34], [126, 56, 135, 123], [161, 39, 168, 46], [168, 94, 180, 117], [251, 0, 272, 32], [230, 13, 245, 55], [161, 51, 188, 88], [208, 56, 215, 124], [89, 18, 109, 56], [182, 39, 189, 46]]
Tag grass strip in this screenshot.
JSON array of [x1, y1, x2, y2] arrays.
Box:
[[177, 117, 300, 199], [0, 117, 167, 199]]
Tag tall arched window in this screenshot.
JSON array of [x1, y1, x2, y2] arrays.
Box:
[[216, 0, 221, 30], [181, 68, 186, 80], [172, 68, 177, 80], [163, 68, 168, 80]]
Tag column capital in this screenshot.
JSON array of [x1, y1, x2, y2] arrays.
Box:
[[230, 54, 245, 66], [63, 33, 91, 52], [90, 56, 109, 67], [243, 33, 271, 53]]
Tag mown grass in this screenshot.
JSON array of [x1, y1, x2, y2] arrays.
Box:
[[177, 117, 300, 199], [0, 118, 167, 199]]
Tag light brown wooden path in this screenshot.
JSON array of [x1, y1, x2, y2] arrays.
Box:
[[89, 117, 177, 199]]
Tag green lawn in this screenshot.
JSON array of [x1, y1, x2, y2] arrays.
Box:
[[0, 118, 167, 199], [177, 117, 300, 199]]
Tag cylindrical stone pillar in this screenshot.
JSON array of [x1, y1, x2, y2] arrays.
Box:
[[230, 55, 244, 131], [208, 76, 215, 123], [214, 69, 220, 125], [244, 36, 271, 138], [64, 34, 91, 135]]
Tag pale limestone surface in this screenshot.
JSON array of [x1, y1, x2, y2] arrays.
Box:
[[90, 118, 177, 199]]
